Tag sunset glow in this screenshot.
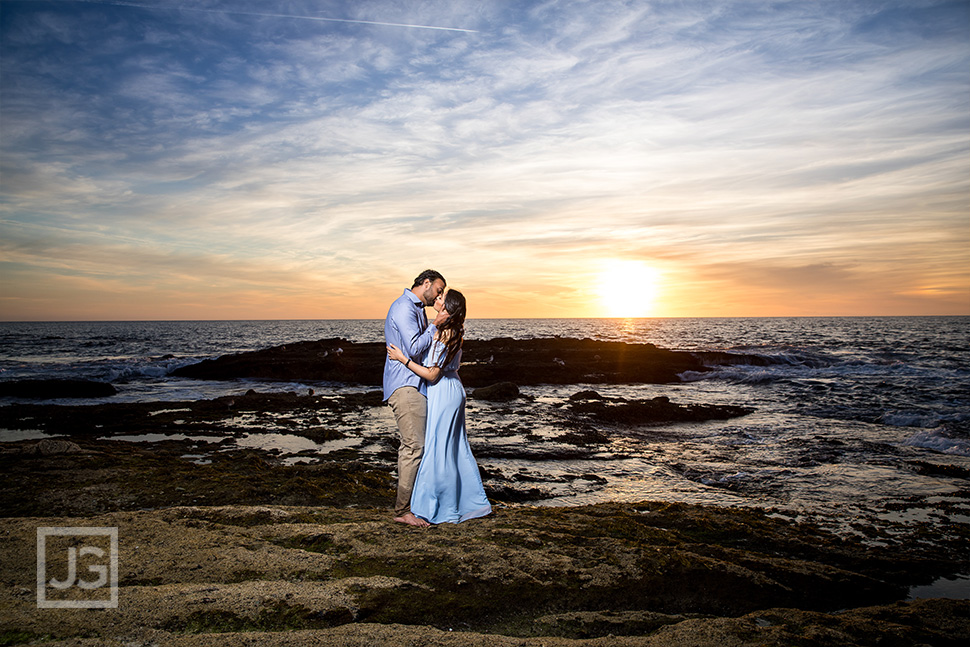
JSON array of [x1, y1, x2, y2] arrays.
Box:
[[599, 261, 663, 318], [1, 1, 967, 320]]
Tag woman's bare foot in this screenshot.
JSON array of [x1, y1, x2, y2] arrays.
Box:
[[393, 512, 430, 528]]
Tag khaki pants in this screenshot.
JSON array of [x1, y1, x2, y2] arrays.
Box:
[[387, 386, 427, 516]]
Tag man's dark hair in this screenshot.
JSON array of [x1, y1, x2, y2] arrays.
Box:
[[412, 269, 445, 288]]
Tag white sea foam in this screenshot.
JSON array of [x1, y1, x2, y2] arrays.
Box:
[[148, 408, 192, 416], [902, 430, 970, 457]]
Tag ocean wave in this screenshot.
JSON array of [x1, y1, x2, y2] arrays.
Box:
[[681, 368, 780, 385], [14, 355, 209, 385], [902, 430, 970, 457], [692, 349, 834, 369], [104, 357, 197, 383], [681, 362, 823, 385], [679, 370, 714, 383], [880, 411, 946, 429], [682, 352, 963, 388]]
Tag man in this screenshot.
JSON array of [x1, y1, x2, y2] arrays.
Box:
[[383, 269, 449, 527]]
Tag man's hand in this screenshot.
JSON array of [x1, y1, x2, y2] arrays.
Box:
[[432, 310, 450, 327]]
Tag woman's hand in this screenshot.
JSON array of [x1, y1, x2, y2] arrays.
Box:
[[387, 343, 408, 364], [431, 293, 450, 327]]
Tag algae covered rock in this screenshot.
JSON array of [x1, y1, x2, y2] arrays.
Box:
[[24, 439, 85, 456], [472, 382, 520, 401], [1, 503, 966, 645]]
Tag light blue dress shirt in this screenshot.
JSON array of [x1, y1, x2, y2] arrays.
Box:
[[383, 289, 438, 401]]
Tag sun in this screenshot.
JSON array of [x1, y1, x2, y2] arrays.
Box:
[[598, 260, 662, 317]]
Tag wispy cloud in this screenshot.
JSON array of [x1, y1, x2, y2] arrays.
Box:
[[1, 0, 967, 319]]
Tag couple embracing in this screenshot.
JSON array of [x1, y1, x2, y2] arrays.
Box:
[[382, 269, 492, 528]]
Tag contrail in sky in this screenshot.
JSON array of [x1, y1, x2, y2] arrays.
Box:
[[57, 0, 480, 33]]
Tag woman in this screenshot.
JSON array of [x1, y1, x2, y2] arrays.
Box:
[[386, 289, 492, 525]]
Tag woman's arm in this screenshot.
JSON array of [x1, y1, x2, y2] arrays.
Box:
[[387, 343, 442, 383]]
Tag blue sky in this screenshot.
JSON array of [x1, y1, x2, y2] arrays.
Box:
[[1, 0, 968, 319]]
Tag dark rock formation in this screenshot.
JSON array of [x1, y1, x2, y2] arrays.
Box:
[[172, 337, 715, 387], [172, 339, 377, 384], [566, 390, 754, 425], [461, 338, 710, 386], [471, 382, 520, 401]]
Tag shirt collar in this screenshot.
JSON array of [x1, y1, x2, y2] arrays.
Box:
[[405, 289, 424, 307]]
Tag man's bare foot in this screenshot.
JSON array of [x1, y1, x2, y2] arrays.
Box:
[[393, 512, 430, 528]]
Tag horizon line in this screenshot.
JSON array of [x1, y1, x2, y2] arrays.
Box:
[[2, 314, 968, 324]]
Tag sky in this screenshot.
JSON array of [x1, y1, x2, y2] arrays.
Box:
[[1, 0, 968, 320]]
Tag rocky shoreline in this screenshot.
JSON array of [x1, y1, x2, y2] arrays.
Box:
[[1, 337, 968, 645], [0, 384, 757, 516]]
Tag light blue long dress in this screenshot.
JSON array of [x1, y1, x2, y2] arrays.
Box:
[[410, 340, 492, 524]]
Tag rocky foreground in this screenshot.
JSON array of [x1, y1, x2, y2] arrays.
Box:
[[1, 338, 968, 645], [3, 432, 968, 646], [2, 490, 968, 647]]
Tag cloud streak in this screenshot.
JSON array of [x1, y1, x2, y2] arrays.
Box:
[[1, 0, 967, 319], [65, 0, 480, 32]]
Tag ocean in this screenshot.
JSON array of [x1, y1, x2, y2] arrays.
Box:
[[2, 317, 969, 595], [1, 317, 967, 434]]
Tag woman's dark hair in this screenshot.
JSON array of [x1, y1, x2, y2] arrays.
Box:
[[436, 289, 466, 369], [412, 269, 445, 289]]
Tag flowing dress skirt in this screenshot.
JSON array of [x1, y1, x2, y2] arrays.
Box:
[[410, 347, 491, 524]]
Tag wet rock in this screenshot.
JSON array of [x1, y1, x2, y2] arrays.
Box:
[[0, 502, 966, 645], [172, 337, 714, 387], [566, 393, 753, 425], [24, 439, 84, 456], [483, 484, 555, 502], [0, 378, 117, 399], [461, 338, 710, 386], [533, 609, 699, 637], [564, 472, 609, 484], [474, 444, 593, 461], [172, 338, 381, 384], [558, 429, 610, 446], [0, 439, 394, 517], [569, 389, 605, 400], [907, 460, 970, 479], [297, 428, 347, 443], [471, 382, 520, 401]]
